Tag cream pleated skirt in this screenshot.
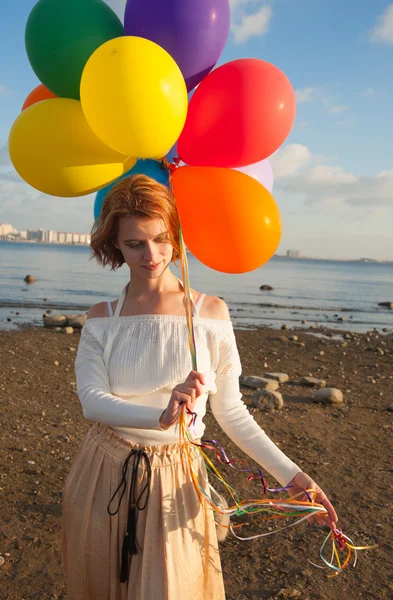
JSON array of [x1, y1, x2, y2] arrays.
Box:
[[61, 422, 225, 600]]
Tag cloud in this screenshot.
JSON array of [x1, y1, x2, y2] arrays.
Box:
[[230, 1, 273, 43], [0, 169, 94, 232], [231, 4, 272, 43], [0, 83, 13, 97], [370, 3, 393, 44], [295, 87, 318, 104], [338, 116, 358, 126], [270, 144, 312, 179], [295, 86, 350, 115], [361, 87, 379, 98], [0, 145, 11, 166], [326, 104, 349, 114], [273, 144, 393, 208]]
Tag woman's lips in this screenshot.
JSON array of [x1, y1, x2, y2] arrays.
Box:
[[143, 263, 161, 271]]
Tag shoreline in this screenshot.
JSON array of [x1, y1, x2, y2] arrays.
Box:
[[1, 306, 392, 335]]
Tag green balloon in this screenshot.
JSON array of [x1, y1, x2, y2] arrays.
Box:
[[25, 0, 124, 100]]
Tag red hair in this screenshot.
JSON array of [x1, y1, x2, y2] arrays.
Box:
[[90, 174, 180, 270]]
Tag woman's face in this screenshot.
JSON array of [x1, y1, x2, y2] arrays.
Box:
[[115, 215, 174, 279]]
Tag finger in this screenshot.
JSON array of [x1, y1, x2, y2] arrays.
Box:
[[182, 387, 196, 402], [194, 380, 204, 397], [172, 392, 189, 406], [183, 379, 204, 398], [319, 493, 338, 524], [187, 371, 206, 385], [315, 514, 326, 527]]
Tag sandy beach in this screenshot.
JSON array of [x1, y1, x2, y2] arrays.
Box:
[[1, 324, 392, 599]]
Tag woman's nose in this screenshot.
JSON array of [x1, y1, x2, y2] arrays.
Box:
[[143, 243, 157, 261]]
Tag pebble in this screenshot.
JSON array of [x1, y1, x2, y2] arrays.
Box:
[[319, 351, 325, 356], [289, 335, 298, 342], [264, 373, 289, 383], [54, 361, 60, 367], [252, 390, 284, 412], [0, 556, 4, 567], [301, 377, 326, 388], [281, 324, 289, 330], [314, 388, 344, 405], [276, 589, 301, 599], [27, 460, 35, 465], [240, 376, 279, 392], [387, 405, 393, 413]]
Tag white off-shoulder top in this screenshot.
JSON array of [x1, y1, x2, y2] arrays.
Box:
[[75, 280, 301, 486]]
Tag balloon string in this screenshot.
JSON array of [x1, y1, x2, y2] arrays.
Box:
[[162, 157, 377, 576], [164, 158, 198, 372]]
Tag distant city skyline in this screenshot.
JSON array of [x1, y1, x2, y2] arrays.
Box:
[[0, 222, 91, 245]]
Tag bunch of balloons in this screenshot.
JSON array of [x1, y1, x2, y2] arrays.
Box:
[[8, 0, 297, 274]]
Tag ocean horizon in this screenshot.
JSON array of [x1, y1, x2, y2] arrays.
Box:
[[1, 240, 392, 333]]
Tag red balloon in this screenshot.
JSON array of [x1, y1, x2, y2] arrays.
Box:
[[178, 59, 296, 168], [22, 84, 57, 111]]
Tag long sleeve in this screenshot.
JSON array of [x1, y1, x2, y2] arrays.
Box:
[[75, 324, 165, 429], [209, 326, 302, 487]]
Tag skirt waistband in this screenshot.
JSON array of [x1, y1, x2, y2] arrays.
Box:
[[88, 422, 199, 465]]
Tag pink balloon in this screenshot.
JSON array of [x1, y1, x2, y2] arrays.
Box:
[[236, 159, 273, 193]]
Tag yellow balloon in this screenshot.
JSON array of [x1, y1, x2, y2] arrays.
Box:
[[80, 36, 188, 158], [8, 98, 136, 197]]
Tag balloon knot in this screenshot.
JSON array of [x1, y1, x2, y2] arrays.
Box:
[[161, 157, 180, 173]]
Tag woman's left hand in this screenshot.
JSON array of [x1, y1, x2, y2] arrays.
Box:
[[286, 471, 338, 531]]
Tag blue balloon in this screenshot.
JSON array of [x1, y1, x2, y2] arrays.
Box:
[[166, 142, 178, 164], [94, 159, 169, 220]]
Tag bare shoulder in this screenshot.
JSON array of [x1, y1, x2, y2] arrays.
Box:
[[86, 302, 111, 320], [199, 295, 231, 321]]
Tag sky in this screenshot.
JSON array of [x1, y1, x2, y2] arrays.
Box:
[[0, 0, 393, 260]]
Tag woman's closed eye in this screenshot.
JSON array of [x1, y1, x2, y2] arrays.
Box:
[[127, 236, 170, 249]]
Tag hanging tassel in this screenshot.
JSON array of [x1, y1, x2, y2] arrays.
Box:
[[120, 532, 131, 583], [108, 448, 151, 583], [127, 505, 139, 555]]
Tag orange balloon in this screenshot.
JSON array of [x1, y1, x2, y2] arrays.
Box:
[[172, 166, 282, 273], [22, 84, 57, 111]]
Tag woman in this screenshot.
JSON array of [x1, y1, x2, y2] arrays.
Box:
[[61, 174, 337, 600]]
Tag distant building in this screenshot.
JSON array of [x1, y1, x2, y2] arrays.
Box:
[[42, 230, 58, 243], [27, 229, 45, 241], [286, 249, 301, 258], [2, 225, 90, 245], [0, 223, 17, 237]]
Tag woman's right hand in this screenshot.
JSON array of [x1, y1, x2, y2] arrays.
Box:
[[159, 371, 206, 430]]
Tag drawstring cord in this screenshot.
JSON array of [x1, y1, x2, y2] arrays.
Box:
[[107, 448, 152, 583]]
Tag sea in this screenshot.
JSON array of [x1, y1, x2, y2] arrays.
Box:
[[0, 240, 392, 333]]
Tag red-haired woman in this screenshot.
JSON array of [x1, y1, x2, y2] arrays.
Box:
[[61, 174, 337, 600]]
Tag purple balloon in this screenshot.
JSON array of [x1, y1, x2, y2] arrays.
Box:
[[124, 0, 230, 92], [236, 159, 274, 193]]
